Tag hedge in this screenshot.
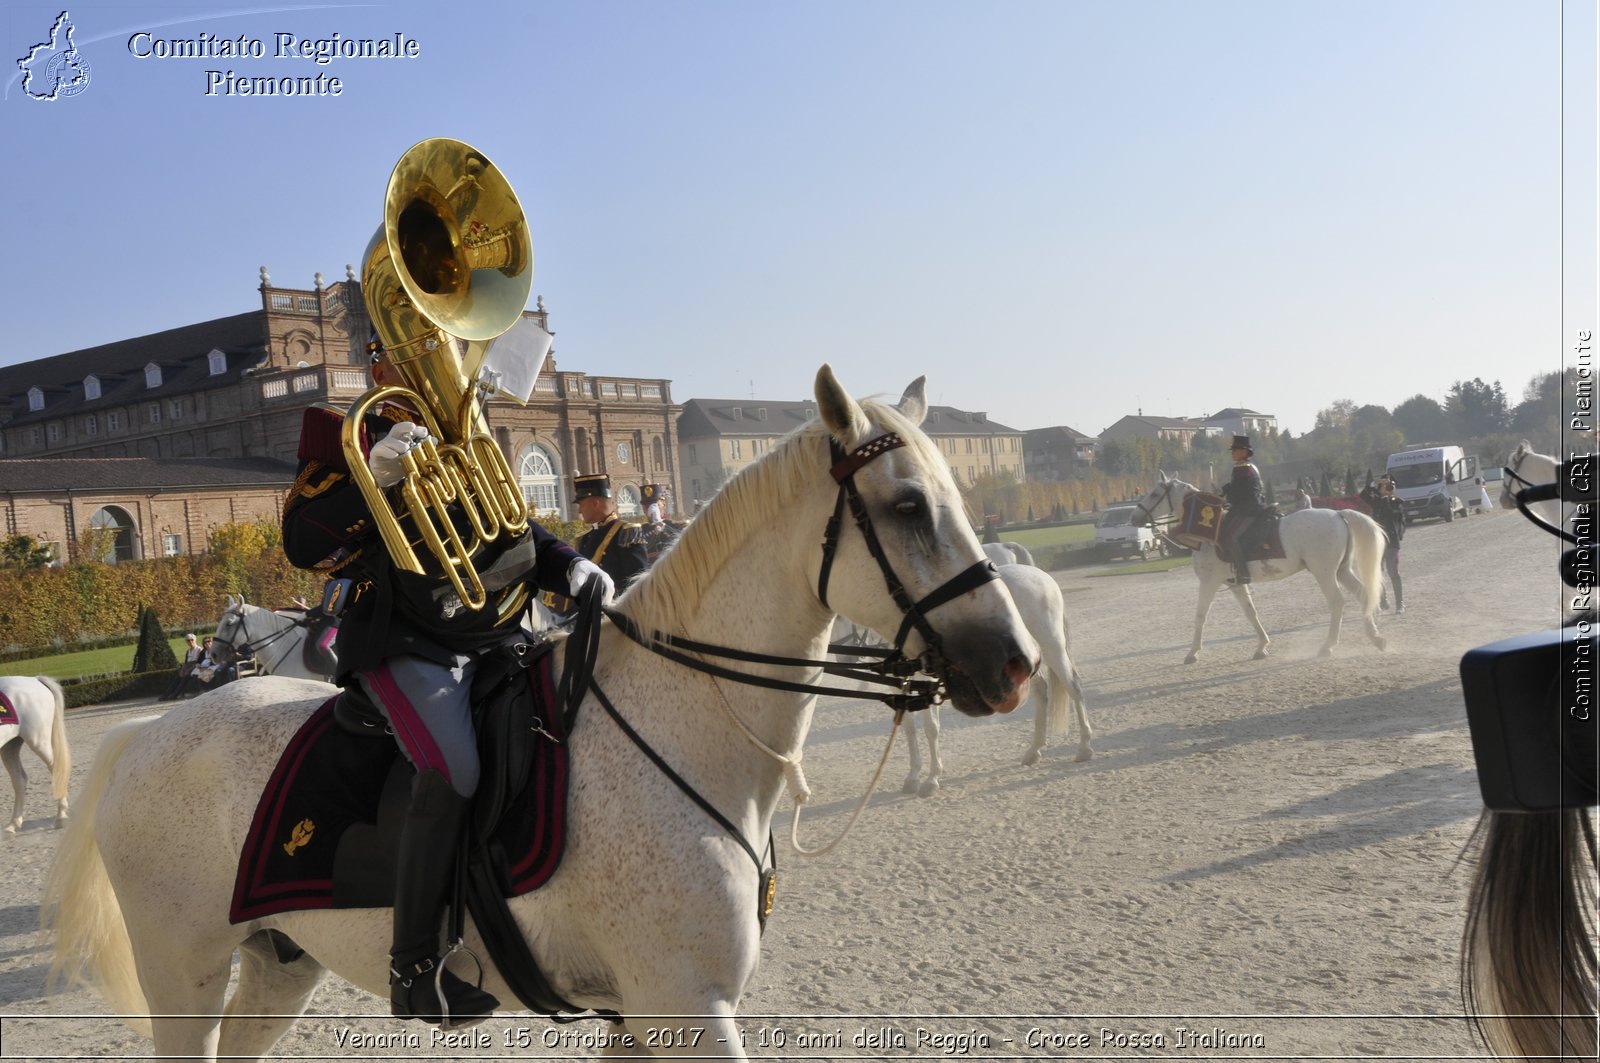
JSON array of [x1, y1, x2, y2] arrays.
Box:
[[61, 669, 172, 709]]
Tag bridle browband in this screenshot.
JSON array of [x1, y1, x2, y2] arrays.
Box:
[[605, 430, 1000, 713]]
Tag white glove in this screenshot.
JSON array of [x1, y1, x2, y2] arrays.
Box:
[[368, 422, 429, 488], [568, 557, 615, 602]]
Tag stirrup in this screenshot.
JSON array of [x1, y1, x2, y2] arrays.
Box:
[[390, 942, 498, 1028]]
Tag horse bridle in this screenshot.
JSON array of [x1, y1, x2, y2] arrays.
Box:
[[1133, 480, 1179, 528], [1503, 450, 1578, 543], [605, 431, 1001, 712], [210, 607, 307, 666]]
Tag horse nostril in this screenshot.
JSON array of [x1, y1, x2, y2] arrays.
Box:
[[1003, 655, 1033, 690]]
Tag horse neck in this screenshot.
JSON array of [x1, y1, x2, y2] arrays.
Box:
[[615, 443, 841, 816]]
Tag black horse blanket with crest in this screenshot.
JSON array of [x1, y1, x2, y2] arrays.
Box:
[[229, 645, 568, 924]]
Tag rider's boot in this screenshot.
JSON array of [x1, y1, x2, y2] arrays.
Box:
[[389, 769, 499, 1028], [1229, 557, 1251, 585]]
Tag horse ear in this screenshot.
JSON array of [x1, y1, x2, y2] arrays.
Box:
[[897, 376, 928, 427], [1158, 470, 1169, 483], [815, 364, 871, 447]]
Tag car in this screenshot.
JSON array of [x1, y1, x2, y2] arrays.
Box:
[[1094, 504, 1162, 561]]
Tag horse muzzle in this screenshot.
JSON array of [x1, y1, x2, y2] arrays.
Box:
[[932, 625, 1037, 717]]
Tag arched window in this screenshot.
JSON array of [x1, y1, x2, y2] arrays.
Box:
[[517, 443, 562, 517], [616, 484, 642, 517], [88, 506, 138, 563]]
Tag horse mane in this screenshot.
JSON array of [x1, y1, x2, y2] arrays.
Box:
[[620, 398, 940, 637]]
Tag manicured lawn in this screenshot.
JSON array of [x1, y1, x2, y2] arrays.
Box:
[[998, 523, 1095, 551], [0, 637, 192, 680]]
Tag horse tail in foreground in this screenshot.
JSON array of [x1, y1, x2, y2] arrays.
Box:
[[1461, 808, 1597, 1059], [38, 676, 70, 812], [42, 716, 157, 1036]]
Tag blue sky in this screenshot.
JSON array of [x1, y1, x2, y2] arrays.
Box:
[[3, 1, 1592, 439]]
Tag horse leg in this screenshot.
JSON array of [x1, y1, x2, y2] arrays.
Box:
[[902, 712, 925, 794], [216, 931, 327, 1060], [1229, 584, 1272, 660], [1022, 672, 1047, 766], [134, 940, 234, 1061], [1186, 580, 1222, 664], [919, 707, 944, 797], [1, 738, 24, 833], [1313, 568, 1345, 657], [611, 1002, 747, 1060]]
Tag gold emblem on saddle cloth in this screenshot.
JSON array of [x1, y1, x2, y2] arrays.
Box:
[[283, 818, 316, 856], [763, 869, 777, 919], [1197, 503, 1219, 529]]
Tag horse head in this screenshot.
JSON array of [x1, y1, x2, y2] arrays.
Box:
[[1132, 473, 1189, 526], [812, 365, 1037, 717]]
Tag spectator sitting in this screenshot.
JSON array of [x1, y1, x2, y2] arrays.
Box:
[[159, 634, 204, 701]]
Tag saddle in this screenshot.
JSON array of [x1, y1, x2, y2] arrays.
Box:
[[0, 691, 16, 728], [230, 640, 578, 1013], [1215, 508, 1286, 566]]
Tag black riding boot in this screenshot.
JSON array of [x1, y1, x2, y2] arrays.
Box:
[[389, 769, 499, 1027], [1230, 557, 1251, 585]]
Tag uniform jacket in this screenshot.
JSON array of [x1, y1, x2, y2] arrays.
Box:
[[1221, 461, 1267, 515], [1360, 486, 1406, 545], [281, 404, 581, 681], [576, 514, 649, 590]]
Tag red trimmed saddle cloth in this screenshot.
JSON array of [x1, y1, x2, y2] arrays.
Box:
[[229, 647, 568, 923], [0, 691, 18, 727]]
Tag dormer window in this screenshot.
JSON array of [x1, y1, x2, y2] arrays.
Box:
[[144, 363, 162, 389], [27, 387, 43, 412], [84, 376, 101, 401], [208, 349, 227, 376]]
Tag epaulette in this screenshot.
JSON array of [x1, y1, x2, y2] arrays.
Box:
[[297, 403, 350, 470]]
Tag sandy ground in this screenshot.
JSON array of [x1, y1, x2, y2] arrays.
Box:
[[0, 507, 1572, 1061]]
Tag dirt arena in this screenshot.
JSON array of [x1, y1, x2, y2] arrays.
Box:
[[0, 506, 1567, 1060]]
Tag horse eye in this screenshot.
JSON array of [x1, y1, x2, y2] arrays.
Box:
[[895, 500, 920, 516]]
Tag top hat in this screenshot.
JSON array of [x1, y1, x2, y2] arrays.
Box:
[[641, 483, 663, 503], [572, 473, 612, 502], [1230, 434, 1254, 454]]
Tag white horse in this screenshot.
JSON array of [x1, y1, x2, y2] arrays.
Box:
[[902, 561, 1090, 797], [42, 366, 1037, 1061], [0, 674, 70, 833], [983, 540, 1036, 568], [1501, 441, 1568, 532], [209, 595, 336, 682], [1133, 474, 1388, 663]]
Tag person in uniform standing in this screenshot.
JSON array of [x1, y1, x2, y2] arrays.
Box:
[[572, 473, 650, 591], [1219, 434, 1268, 585], [281, 340, 612, 1028], [1360, 476, 1406, 613]]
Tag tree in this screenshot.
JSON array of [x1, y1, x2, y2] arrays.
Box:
[[1314, 399, 1358, 432], [0, 534, 55, 569], [132, 604, 178, 673], [1392, 394, 1452, 444], [1445, 378, 1511, 438]]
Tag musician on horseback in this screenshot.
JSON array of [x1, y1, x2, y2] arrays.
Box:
[[281, 339, 614, 1028], [1220, 434, 1268, 585]]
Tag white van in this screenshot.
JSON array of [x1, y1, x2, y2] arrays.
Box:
[[1385, 445, 1483, 523]]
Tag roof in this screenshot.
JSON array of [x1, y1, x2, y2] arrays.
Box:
[[0, 456, 296, 494], [1103, 414, 1210, 432], [678, 398, 1021, 439], [1206, 407, 1274, 420], [1022, 425, 1098, 444], [0, 313, 269, 425]]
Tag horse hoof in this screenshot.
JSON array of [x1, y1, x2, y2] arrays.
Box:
[[901, 778, 921, 795], [1374, 637, 1387, 652], [918, 779, 940, 798], [1254, 649, 1269, 660], [1075, 746, 1093, 763], [1020, 749, 1040, 767], [1183, 653, 1198, 665], [3, 824, 15, 835], [1318, 647, 1334, 658]]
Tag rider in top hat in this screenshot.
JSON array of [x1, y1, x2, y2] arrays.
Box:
[[573, 473, 650, 592], [1219, 434, 1267, 585]]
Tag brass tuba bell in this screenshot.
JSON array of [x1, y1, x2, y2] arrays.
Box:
[[343, 138, 535, 613]]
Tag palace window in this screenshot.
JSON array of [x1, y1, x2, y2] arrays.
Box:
[[84, 376, 101, 401], [517, 444, 562, 517], [27, 387, 43, 412], [144, 363, 162, 389], [208, 350, 227, 376], [163, 534, 183, 557], [84, 415, 97, 437], [108, 411, 122, 431]]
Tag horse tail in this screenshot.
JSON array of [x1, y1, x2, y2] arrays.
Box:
[[41, 716, 158, 1035], [1461, 808, 1597, 1058], [36, 676, 70, 804], [1007, 541, 1037, 568], [1335, 510, 1384, 616], [1041, 602, 1078, 738]]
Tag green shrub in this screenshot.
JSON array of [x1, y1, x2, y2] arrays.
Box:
[[61, 670, 170, 709]]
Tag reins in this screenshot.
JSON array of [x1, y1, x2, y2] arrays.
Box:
[[1504, 455, 1577, 543], [214, 607, 309, 668], [556, 428, 1005, 864]]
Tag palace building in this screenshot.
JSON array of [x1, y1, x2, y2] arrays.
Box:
[[0, 270, 682, 562]]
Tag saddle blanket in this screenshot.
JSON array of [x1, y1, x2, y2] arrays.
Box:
[[0, 692, 16, 728], [229, 656, 568, 923]]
